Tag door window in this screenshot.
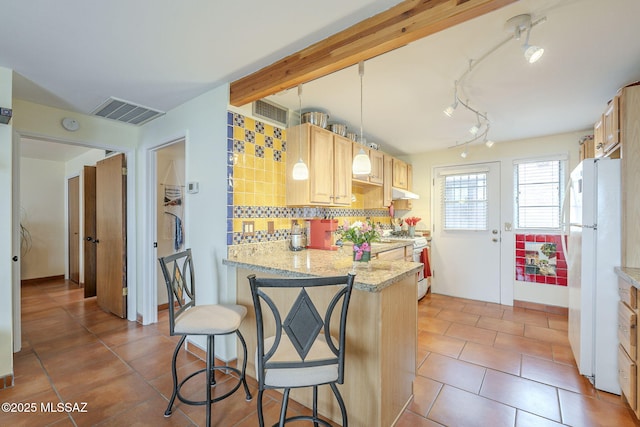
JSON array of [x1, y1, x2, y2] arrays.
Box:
[[441, 172, 488, 231]]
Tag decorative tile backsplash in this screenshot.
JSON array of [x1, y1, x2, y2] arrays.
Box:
[[226, 111, 389, 246], [515, 234, 567, 286]]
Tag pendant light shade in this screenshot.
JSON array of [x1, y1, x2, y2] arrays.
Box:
[[292, 159, 309, 180], [353, 61, 372, 175], [353, 148, 372, 175], [293, 84, 309, 181]]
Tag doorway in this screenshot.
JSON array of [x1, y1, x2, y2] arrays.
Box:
[[155, 140, 186, 310], [431, 162, 502, 303]]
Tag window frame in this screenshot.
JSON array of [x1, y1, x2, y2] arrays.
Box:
[[513, 156, 567, 232]]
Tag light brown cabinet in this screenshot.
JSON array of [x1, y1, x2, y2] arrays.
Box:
[[286, 123, 352, 206], [392, 158, 409, 189], [594, 117, 605, 158], [604, 94, 620, 153], [617, 274, 639, 414], [579, 135, 595, 161]]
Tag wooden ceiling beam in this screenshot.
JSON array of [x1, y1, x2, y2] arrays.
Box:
[[229, 0, 516, 107]]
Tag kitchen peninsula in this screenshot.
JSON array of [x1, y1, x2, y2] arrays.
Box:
[[223, 241, 422, 427]]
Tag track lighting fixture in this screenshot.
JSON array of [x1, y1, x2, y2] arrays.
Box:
[[460, 147, 468, 159], [292, 84, 309, 181], [444, 13, 545, 157]]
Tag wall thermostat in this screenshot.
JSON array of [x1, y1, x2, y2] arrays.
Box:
[[187, 182, 199, 194]]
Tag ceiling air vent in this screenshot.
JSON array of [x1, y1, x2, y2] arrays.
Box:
[[92, 97, 165, 126], [253, 99, 289, 127]]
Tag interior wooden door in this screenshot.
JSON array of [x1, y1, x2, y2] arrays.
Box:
[[96, 153, 127, 318], [83, 165, 97, 298], [67, 176, 80, 284]]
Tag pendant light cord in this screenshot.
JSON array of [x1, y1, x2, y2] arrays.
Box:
[[359, 61, 364, 143]]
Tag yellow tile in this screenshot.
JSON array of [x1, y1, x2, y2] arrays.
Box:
[[264, 147, 273, 162], [234, 166, 245, 180], [233, 218, 244, 233], [255, 218, 267, 231], [233, 193, 244, 206], [245, 180, 255, 193], [264, 124, 274, 137], [255, 157, 265, 171], [255, 169, 265, 183], [255, 181, 265, 194], [245, 193, 255, 206], [244, 168, 255, 182], [233, 126, 245, 141], [255, 193, 266, 206], [255, 133, 265, 147], [245, 143, 255, 156], [265, 159, 274, 173], [273, 137, 281, 151], [234, 178, 245, 192], [245, 117, 255, 131], [245, 155, 254, 169]]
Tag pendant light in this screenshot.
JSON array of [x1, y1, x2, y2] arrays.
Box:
[[292, 84, 309, 180], [352, 61, 372, 175]]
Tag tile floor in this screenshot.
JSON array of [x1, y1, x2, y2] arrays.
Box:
[[2, 278, 640, 426]]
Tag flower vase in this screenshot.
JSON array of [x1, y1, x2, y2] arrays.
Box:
[[408, 226, 415, 237], [353, 249, 371, 262]]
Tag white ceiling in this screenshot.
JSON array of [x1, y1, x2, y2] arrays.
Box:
[[2, 0, 640, 158]]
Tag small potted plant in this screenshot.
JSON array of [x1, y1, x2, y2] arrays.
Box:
[[335, 220, 381, 262], [404, 216, 421, 237]]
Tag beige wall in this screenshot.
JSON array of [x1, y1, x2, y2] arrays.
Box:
[[19, 157, 66, 280]]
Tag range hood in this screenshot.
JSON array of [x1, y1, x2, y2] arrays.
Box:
[[392, 187, 419, 200]]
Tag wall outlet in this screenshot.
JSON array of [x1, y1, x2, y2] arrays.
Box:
[[242, 221, 255, 236]]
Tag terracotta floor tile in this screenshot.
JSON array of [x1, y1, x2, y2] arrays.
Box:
[[462, 303, 505, 319], [515, 409, 565, 427], [112, 334, 178, 364], [395, 410, 444, 427], [30, 329, 99, 356], [445, 322, 497, 346], [521, 355, 596, 395], [459, 342, 522, 376], [408, 375, 443, 416], [1, 353, 54, 401], [494, 331, 554, 360], [95, 394, 194, 427], [524, 324, 571, 346], [551, 344, 577, 367], [548, 315, 568, 331], [477, 316, 525, 336], [502, 309, 550, 327], [418, 353, 486, 394], [418, 315, 451, 335], [480, 369, 561, 422], [428, 385, 516, 427], [418, 330, 466, 359], [436, 309, 480, 326], [0, 388, 68, 427], [558, 388, 640, 427]]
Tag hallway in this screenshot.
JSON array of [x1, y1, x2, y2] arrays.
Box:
[[2, 278, 639, 426]]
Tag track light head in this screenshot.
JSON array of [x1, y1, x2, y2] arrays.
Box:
[[444, 102, 457, 117], [524, 44, 544, 63], [460, 147, 468, 158]]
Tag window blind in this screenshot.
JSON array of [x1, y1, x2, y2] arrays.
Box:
[[441, 173, 488, 230], [514, 160, 564, 229]]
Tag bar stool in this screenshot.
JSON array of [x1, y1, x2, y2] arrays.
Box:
[[158, 249, 252, 427], [248, 273, 355, 427]]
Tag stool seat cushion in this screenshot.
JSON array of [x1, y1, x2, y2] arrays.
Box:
[[259, 334, 339, 388], [174, 304, 247, 335]]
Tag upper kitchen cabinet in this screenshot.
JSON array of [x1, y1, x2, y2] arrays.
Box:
[[604, 93, 620, 153], [286, 123, 351, 206], [352, 143, 384, 186], [392, 158, 409, 189], [579, 135, 595, 161]]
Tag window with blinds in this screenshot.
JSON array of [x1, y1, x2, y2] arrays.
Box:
[[442, 173, 488, 230], [514, 159, 564, 229]]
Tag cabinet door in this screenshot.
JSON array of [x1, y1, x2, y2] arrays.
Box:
[[594, 117, 605, 158], [369, 150, 384, 185], [309, 126, 334, 204], [333, 136, 353, 206], [383, 155, 393, 207], [392, 158, 408, 189], [604, 94, 620, 153]]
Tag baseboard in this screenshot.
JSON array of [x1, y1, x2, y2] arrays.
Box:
[[514, 299, 568, 316], [21, 275, 65, 286], [0, 374, 13, 389]]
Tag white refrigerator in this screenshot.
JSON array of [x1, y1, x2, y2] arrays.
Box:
[[567, 157, 621, 394]]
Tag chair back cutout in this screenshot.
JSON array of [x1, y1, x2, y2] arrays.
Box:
[[158, 249, 196, 334]]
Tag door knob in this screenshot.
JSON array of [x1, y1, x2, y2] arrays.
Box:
[[492, 238, 499, 242], [492, 229, 498, 234], [12, 256, 18, 262]]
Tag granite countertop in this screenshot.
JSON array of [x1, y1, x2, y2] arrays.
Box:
[[223, 241, 422, 293], [615, 266, 640, 288]]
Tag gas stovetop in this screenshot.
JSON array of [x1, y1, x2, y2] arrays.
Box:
[[382, 231, 429, 248]]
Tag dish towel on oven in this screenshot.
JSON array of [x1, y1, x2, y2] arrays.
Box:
[[420, 247, 431, 277]]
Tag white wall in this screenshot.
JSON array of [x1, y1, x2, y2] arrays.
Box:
[[0, 67, 14, 379], [139, 85, 233, 359], [19, 157, 66, 280], [407, 130, 586, 307]]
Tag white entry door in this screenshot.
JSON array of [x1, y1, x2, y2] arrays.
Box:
[[431, 162, 501, 303]]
